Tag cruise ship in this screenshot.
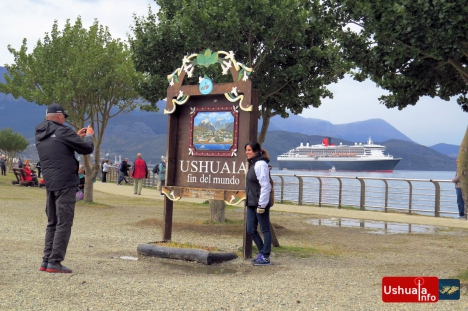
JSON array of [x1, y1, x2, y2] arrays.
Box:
[[277, 137, 401, 172]]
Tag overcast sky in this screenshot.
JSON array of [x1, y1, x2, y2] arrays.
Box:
[[1, 0, 466, 146]]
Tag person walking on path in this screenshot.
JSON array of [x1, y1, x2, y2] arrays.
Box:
[[245, 141, 273, 266], [17, 158, 23, 169], [131, 153, 148, 195], [0, 155, 6, 175], [117, 158, 129, 185], [101, 159, 109, 183], [156, 156, 166, 195], [452, 158, 466, 219], [35, 103, 94, 273], [35, 161, 42, 178]]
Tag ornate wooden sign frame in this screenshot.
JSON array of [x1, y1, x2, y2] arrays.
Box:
[[161, 50, 258, 241]]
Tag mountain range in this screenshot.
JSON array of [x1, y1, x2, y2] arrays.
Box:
[[0, 66, 458, 170]]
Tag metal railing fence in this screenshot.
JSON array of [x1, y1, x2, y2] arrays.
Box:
[[103, 168, 457, 217], [271, 174, 457, 217], [104, 167, 159, 187]]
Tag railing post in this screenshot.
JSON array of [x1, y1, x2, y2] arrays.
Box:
[[317, 177, 322, 207], [295, 175, 303, 206], [356, 177, 365, 210], [430, 180, 441, 217], [337, 178, 342, 209], [278, 176, 285, 204], [405, 181, 413, 215], [383, 180, 388, 213]]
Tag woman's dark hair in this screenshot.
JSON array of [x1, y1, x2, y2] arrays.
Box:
[[245, 141, 270, 160], [245, 141, 262, 153]]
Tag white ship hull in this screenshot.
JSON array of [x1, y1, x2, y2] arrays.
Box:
[[277, 137, 401, 172]]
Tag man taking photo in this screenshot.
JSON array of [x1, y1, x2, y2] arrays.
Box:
[[35, 103, 94, 273]]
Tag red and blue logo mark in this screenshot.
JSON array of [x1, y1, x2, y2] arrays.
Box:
[[382, 277, 460, 303]]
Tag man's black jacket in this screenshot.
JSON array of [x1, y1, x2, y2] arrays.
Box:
[[119, 160, 129, 172], [35, 120, 94, 191]]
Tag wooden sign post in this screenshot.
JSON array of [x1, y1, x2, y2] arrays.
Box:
[[162, 50, 258, 259]]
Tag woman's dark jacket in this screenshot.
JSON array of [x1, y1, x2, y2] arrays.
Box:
[[245, 153, 272, 208]]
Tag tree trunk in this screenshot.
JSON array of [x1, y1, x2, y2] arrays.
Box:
[[257, 113, 271, 145], [84, 179, 94, 202], [83, 154, 99, 202], [4, 151, 17, 172], [209, 199, 225, 222], [459, 126, 468, 210]]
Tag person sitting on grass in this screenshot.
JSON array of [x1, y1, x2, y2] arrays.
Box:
[[21, 164, 38, 186]]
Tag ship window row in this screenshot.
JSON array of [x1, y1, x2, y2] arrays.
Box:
[[297, 150, 366, 156]]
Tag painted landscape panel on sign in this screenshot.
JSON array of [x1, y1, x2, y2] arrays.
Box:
[[193, 111, 235, 151]]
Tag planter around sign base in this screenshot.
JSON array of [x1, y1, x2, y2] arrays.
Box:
[[137, 243, 238, 265]]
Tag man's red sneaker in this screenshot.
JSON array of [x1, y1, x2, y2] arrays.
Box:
[[46, 263, 73, 273], [39, 261, 48, 271]]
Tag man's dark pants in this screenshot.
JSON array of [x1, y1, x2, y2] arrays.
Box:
[[0, 165, 5, 175], [118, 171, 127, 184], [43, 187, 76, 265]]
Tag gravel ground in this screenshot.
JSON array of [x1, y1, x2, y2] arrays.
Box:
[[1, 180, 468, 310]]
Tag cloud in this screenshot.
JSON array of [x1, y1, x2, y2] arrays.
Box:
[[0, 0, 155, 65]]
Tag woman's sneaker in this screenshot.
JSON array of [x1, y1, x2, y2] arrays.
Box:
[[251, 254, 262, 263], [252, 254, 270, 266]]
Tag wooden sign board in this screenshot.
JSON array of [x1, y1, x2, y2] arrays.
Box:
[[162, 50, 258, 206]]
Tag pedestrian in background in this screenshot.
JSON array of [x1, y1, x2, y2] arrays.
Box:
[[452, 158, 466, 219], [101, 159, 109, 183], [35, 103, 94, 273], [35, 161, 42, 178], [157, 156, 167, 195], [18, 157, 23, 168], [117, 158, 129, 185], [131, 153, 148, 195], [0, 155, 6, 175], [245, 141, 273, 266]]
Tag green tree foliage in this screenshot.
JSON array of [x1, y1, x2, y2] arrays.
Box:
[[325, 0, 468, 111], [0, 17, 148, 201], [131, 0, 350, 143], [0, 128, 29, 171]]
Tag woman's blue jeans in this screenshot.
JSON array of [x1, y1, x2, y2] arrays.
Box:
[[246, 206, 271, 257]]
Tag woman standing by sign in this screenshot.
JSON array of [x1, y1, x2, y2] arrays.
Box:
[[245, 141, 272, 266]]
